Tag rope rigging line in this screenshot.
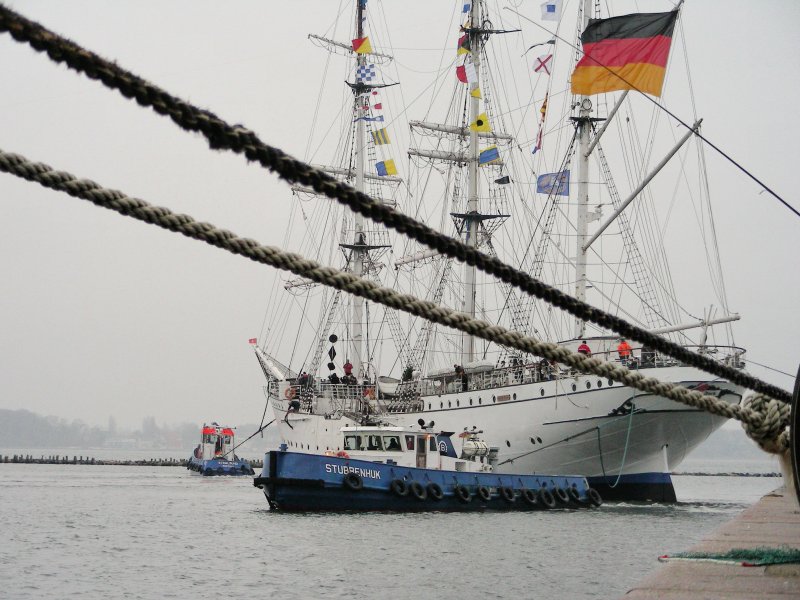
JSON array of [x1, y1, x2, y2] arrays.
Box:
[[0, 147, 789, 453], [0, 5, 790, 405]]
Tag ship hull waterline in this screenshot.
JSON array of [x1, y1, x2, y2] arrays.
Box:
[[270, 366, 741, 502]]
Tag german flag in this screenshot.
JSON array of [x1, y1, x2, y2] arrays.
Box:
[[571, 11, 678, 97]]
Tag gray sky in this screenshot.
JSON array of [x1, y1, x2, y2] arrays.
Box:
[[0, 0, 798, 429]]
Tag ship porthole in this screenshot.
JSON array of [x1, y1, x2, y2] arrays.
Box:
[[506, 440, 511, 447], [469, 398, 473, 405], [440, 402, 443, 409], [530, 437, 536, 445], [492, 396, 496, 403], [513, 393, 517, 400], [478, 398, 482, 405], [537, 437, 543, 443], [571, 383, 577, 392], [428, 403, 431, 410], [608, 379, 613, 386], [540, 388, 545, 396], [586, 382, 591, 390], [456, 400, 460, 407], [597, 380, 602, 388], [448, 401, 451, 408]]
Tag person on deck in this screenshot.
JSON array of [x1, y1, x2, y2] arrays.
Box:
[[577, 340, 592, 356], [617, 339, 632, 365], [329, 372, 340, 385], [343, 359, 353, 377]]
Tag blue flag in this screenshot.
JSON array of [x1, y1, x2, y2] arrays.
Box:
[[536, 170, 570, 196], [478, 145, 500, 165]]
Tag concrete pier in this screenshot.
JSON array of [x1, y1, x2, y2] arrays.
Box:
[[624, 486, 800, 598]]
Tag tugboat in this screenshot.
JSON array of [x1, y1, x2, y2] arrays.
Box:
[[187, 423, 254, 476], [253, 420, 602, 512]]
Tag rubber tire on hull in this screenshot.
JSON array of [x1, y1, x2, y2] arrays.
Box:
[[500, 486, 516, 503], [539, 488, 556, 509], [568, 486, 582, 504], [343, 472, 363, 491], [410, 481, 428, 501], [390, 479, 409, 497], [521, 488, 538, 506], [477, 486, 491, 501], [553, 486, 570, 505], [454, 485, 471, 503], [587, 487, 603, 507], [427, 482, 444, 501]]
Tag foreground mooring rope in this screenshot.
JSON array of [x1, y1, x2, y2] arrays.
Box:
[[0, 4, 790, 406], [0, 147, 789, 453]]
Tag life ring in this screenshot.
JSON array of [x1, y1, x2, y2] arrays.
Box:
[[390, 479, 409, 497], [539, 487, 556, 509], [343, 472, 363, 491], [284, 387, 296, 400], [336, 450, 350, 459], [553, 486, 570, 504], [521, 488, 538, 506], [587, 487, 603, 507], [568, 486, 582, 503], [499, 486, 516, 503], [427, 482, 444, 501], [454, 484, 472, 503], [477, 485, 491, 502], [409, 481, 428, 501]]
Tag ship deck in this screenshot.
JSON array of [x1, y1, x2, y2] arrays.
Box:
[[624, 486, 800, 598]]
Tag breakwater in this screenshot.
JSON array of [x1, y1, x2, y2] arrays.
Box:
[[1, 454, 263, 468]]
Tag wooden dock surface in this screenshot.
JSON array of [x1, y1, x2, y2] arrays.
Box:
[[624, 486, 800, 598]]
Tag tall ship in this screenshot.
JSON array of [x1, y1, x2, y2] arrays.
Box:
[[251, 0, 744, 501]]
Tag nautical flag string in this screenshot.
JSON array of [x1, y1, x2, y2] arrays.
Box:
[[352, 37, 372, 54], [537, 170, 570, 195], [376, 159, 398, 176], [479, 145, 500, 165], [532, 92, 548, 155], [371, 128, 390, 145], [541, 0, 563, 21], [534, 53, 553, 75], [356, 63, 377, 83], [354, 115, 384, 122], [469, 112, 491, 132]]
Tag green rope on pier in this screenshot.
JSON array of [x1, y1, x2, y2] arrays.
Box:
[[660, 546, 800, 566]]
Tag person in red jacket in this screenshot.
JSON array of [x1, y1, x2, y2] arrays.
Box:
[[577, 340, 591, 356], [617, 339, 632, 365]]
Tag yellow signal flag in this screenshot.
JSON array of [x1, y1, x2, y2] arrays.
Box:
[[469, 112, 492, 133], [352, 37, 373, 54], [470, 86, 482, 99]]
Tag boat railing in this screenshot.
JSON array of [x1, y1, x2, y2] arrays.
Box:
[[275, 344, 745, 412]]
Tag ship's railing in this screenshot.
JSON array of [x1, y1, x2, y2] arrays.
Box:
[[275, 345, 746, 413], [382, 345, 747, 405]]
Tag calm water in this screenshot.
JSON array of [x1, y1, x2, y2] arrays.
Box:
[[0, 460, 782, 600]]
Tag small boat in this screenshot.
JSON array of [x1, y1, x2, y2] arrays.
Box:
[[187, 423, 254, 476], [253, 421, 602, 512]]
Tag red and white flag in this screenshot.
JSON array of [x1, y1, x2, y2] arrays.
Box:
[[248, 338, 257, 345]]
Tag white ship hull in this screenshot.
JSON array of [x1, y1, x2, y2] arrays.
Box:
[[270, 365, 742, 501]]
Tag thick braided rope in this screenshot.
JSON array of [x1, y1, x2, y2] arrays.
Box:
[[0, 147, 789, 453], [740, 393, 790, 453], [0, 5, 790, 405]]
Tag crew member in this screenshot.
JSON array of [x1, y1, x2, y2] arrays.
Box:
[[617, 339, 632, 365], [577, 340, 591, 356]]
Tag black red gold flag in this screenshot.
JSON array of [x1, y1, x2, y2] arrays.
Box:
[[571, 11, 678, 97]]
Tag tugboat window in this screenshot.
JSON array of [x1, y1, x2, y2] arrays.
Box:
[[344, 435, 360, 451], [405, 435, 415, 450], [384, 436, 401, 451], [367, 435, 383, 451], [429, 437, 437, 452]]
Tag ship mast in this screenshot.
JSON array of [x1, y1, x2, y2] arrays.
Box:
[[351, 0, 367, 377], [573, 0, 592, 339], [461, 0, 481, 365]]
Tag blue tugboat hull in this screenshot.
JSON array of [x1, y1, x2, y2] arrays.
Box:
[[253, 451, 602, 512], [187, 456, 254, 476]]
